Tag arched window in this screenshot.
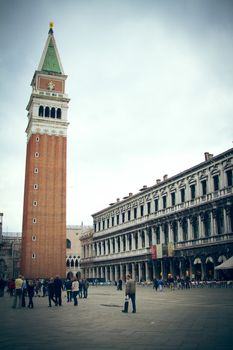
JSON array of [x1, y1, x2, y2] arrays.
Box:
[[75, 259, 79, 267], [39, 106, 44, 117], [51, 107, 55, 118], [45, 106, 50, 117], [71, 259, 74, 267], [66, 239, 71, 249], [57, 108, 61, 119], [66, 260, 70, 267]]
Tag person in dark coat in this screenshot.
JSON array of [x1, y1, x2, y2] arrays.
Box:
[[117, 279, 123, 291], [79, 279, 83, 298], [48, 277, 56, 307], [54, 275, 63, 306], [0, 278, 7, 297], [153, 278, 159, 291], [27, 280, 35, 308], [83, 279, 89, 298], [64, 278, 72, 302]]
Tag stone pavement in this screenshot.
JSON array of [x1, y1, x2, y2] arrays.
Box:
[[0, 285, 233, 350]]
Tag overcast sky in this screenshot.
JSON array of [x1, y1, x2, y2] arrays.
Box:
[[0, 0, 233, 232]]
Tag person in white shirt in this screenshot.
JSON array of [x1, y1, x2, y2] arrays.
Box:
[[72, 277, 79, 306]]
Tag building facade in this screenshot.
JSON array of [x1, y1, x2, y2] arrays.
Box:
[[66, 225, 92, 278], [81, 149, 233, 282], [0, 232, 21, 280], [21, 23, 69, 279]]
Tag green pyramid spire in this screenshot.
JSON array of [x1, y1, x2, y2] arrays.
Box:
[[41, 36, 62, 74]]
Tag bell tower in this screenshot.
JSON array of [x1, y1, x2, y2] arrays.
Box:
[[21, 23, 69, 278]]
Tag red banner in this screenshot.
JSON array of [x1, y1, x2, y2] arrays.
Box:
[[151, 245, 157, 260]]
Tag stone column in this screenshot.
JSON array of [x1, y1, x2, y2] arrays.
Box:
[[125, 234, 129, 251], [95, 267, 98, 278], [201, 259, 205, 280], [104, 266, 108, 281], [178, 219, 183, 242], [110, 266, 113, 281], [145, 261, 149, 281], [151, 226, 156, 245], [120, 235, 124, 252], [223, 207, 229, 233], [211, 210, 217, 236], [160, 225, 165, 244], [138, 231, 143, 249], [115, 237, 119, 253], [132, 263, 135, 280], [105, 239, 109, 255], [101, 241, 104, 256], [145, 229, 149, 248], [169, 258, 174, 276], [187, 217, 192, 240], [138, 262, 142, 282], [160, 260, 165, 279], [114, 265, 118, 281], [96, 243, 99, 256], [126, 263, 129, 276], [92, 243, 95, 257], [188, 257, 193, 278], [168, 223, 173, 242], [110, 238, 113, 254], [198, 214, 204, 238], [132, 233, 136, 250], [120, 264, 123, 279], [100, 266, 104, 278], [226, 206, 232, 233]]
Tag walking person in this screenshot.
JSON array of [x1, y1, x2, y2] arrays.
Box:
[[79, 279, 83, 298], [21, 276, 27, 307], [158, 278, 164, 292], [72, 277, 79, 306], [117, 279, 123, 291], [47, 277, 56, 307], [0, 277, 7, 297], [54, 275, 63, 306], [153, 278, 159, 291], [12, 275, 23, 309], [83, 278, 89, 298], [64, 278, 72, 302], [8, 279, 15, 296], [122, 274, 136, 313], [27, 280, 35, 308]]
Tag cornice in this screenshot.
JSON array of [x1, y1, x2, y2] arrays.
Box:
[[92, 148, 233, 218]]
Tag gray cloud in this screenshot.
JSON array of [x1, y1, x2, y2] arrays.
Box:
[[0, 0, 233, 230]]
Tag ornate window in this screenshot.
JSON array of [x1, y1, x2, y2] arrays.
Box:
[[226, 169, 232, 187], [39, 106, 44, 117], [213, 175, 219, 191], [51, 107, 56, 118], [66, 239, 71, 249], [57, 108, 62, 119], [190, 184, 196, 200], [45, 106, 50, 117]]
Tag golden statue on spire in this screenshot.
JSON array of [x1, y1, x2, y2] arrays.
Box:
[[48, 21, 54, 34]]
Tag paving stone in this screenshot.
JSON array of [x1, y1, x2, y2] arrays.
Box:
[[0, 286, 233, 350]]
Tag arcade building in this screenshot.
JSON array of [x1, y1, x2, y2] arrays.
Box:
[[80, 148, 233, 282]]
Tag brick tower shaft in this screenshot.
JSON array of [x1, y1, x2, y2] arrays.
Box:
[[21, 23, 69, 279]]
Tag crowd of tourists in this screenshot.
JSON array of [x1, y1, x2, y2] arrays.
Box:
[[0, 273, 232, 313], [0, 274, 89, 309]]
